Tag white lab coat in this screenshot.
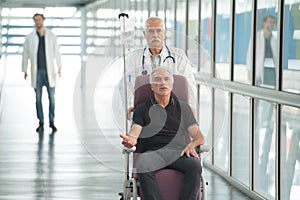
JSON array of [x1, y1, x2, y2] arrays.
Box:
[[121, 45, 197, 110], [246, 30, 277, 84], [22, 28, 62, 88]]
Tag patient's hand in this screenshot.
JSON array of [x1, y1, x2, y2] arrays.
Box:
[[120, 133, 137, 148], [180, 143, 199, 159]]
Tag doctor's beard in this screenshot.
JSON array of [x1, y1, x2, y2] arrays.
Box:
[[148, 38, 164, 48]]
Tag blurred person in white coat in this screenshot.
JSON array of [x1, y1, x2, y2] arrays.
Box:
[[247, 14, 277, 86], [246, 14, 277, 191], [22, 13, 62, 133]]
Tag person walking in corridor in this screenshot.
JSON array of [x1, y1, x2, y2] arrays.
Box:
[[22, 13, 62, 133]]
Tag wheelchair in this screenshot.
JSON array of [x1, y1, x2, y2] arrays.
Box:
[[119, 73, 209, 200]]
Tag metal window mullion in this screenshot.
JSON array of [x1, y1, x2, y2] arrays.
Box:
[[196, 0, 202, 122], [80, 8, 87, 87], [228, 92, 233, 177], [135, 0, 138, 14], [276, 1, 285, 199], [174, 0, 177, 47], [211, 87, 215, 165], [230, 0, 235, 82], [198, 0, 202, 72], [228, 0, 235, 178], [211, 0, 217, 166], [211, 0, 217, 79], [156, 0, 159, 17], [275, 103, 282, 200], [249, 95, 255, 191], [148, 0, 151, 18], [184, 0, 189, 54], [250, 0, 258, 192], [251, 0, 257, 86], [164, 0, 167, 29]]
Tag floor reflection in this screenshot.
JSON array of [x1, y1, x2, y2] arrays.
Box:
[[35, 133, 55, 199]]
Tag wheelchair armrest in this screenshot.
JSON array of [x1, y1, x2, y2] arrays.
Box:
[[122, 146, 136, 154]]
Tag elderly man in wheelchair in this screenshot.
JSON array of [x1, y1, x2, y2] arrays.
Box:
[[120, 67, 206, 200]]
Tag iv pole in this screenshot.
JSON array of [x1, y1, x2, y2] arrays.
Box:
[[118, 12, 137, 200]]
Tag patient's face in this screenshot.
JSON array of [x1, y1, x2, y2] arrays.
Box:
[[151, 69, 173, 97]]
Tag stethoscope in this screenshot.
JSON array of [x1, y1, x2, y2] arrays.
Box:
[[141, 45, 175, 75]]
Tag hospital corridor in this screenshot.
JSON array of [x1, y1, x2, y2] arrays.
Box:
[[0, 0, 300, 200]]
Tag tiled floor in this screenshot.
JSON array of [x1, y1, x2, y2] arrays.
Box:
[[0, 55, 252, 199]]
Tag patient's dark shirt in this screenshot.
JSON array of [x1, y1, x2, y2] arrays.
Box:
[[133, 97, 197, 153]]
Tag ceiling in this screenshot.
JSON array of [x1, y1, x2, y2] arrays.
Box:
[[0, 0, 100, 8]]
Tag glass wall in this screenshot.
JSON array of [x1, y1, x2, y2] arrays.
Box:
[[281, 106, 300, 200], [175, 0, 187, 50], [215, 1, 231, 80], [135, 1, 144, 29], [149, 0, 156, 17], [157, 0, 165, 19], [199, 0, 212, 75], [282, 0, 300, 94], [187, 0, 199, 68], [199, 85, 212, 163], [165, 1, 175, 46], [232, 94, 250, 186], [233, 0, 252, 84], [142, 1, 149, 35], [213, 89, 229, 172], [253, 99, 276, 198]]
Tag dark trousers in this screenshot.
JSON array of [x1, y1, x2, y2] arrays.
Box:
[[35, 70, 55, 126], [137, 149, 202, 200], [263, 67, 276, 86]]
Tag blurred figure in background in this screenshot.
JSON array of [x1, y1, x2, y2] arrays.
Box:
[[22, 13, 62, 134], [247, 14, 277, 192]]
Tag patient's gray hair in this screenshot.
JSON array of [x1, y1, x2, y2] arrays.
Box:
[[150, 67, 174, 84]]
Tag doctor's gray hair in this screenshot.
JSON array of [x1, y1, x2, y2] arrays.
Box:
[[144, 17, 166, 30]]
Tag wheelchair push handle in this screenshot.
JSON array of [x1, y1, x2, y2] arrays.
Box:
[[122, 146, 136, 153], [199, 144, 210, 153]]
